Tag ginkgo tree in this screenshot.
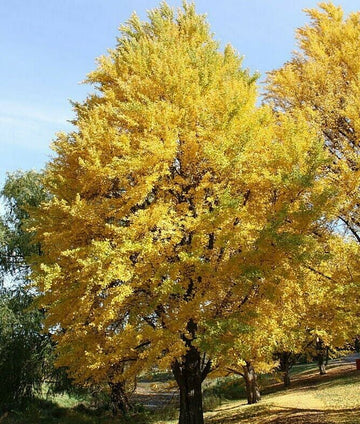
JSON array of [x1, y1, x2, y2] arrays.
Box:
[[31, 3, 337, 424], [266, 2, 360, 243], [302, 236, 360, 372], [266, 2, 360, 377], [269, 244, 360, 384], [212, 232, 360, 396], [200, 233, 349, 399], [203, 298, 278, 404]]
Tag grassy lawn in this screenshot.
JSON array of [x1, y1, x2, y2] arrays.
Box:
[[204, 361, 360, 424], [2, 359, 360, 424]]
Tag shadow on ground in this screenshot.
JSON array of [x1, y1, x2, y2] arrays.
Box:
[[208, 406, 360, 424], [262, 365, 357, 397]]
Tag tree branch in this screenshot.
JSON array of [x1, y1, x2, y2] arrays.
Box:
[[201, 359, 212, 382], [226, 367, 244, 377], [338, 215, 360, 244]]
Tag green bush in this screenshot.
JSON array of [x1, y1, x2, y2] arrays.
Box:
[[205, 376, 247, 401], [0, 288, 49, 412]]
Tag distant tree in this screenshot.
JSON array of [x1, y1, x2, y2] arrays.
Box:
[[266, 2, 360, 242], [0, 171, 53, 410], [266, 2, 360, 378], [0, 286, 49, 411], [0, 170, 47, 283]]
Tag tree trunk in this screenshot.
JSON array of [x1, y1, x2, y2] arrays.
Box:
[[172, 345, 205, 424], [325, 346, 330, 366], [318, 356, 327, 375], [278, 351, 292, 387], [316, 338, 327, 375], [242, 362, 261, 404], [283, 370, 291, 387], [109, 381, 131, 415], [355, 337, 360, 353]]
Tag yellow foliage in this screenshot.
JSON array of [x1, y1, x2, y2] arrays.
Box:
[[264, 2, 360, 373], [31, 2, 338, 386], [266, 2, 360, 233]]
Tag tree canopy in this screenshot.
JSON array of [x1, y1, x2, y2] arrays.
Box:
[[266, 2, 360, 376], [266, 2, 360, 242], [0, 171, 53, 411], [0, 170, 46, 283], [29, 3, 354, 424]]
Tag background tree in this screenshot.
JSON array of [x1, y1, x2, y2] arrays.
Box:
[[32, 3, 336, 424], [219, 318, 275, 404], [0, 171, 52, 411], [266, 2, 360, 377], [207, 230, 360, 393], [0, 286, 50, 412], [266, 2, 360, 242], [303, 237, 360, 374], [0, 170, 46, 283]]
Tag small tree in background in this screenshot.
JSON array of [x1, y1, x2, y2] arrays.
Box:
[[0, 170, 46, 282], [266, 2, 360, 243], [0, 171, 51, 410], [0, 287, 49, 411]]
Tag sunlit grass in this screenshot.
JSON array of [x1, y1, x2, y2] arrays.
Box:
[[314, 372, 360, 409]]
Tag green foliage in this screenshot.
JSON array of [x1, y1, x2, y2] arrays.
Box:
[[204, 376, 247, 401], [0, 287, 49, 411], [0, 171, 74, 410], [0, 170, 47, 282], [1, 398, 110, 424]]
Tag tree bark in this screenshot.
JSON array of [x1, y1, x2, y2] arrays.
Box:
[[109, 381, 131, 415], [325, 346, 330, 366], [278, 351, 292, 387], [171, 319, 212, 424], [355, 337, 360, 353], [172, 346, 205, 424], [242, 362, 261, 404], [318, 356, 327, 375], [316, 338, 327, 375], [283, 371, 291, 387]]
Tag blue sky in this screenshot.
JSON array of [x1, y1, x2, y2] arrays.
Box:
[[1, 0, 357, 186]]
